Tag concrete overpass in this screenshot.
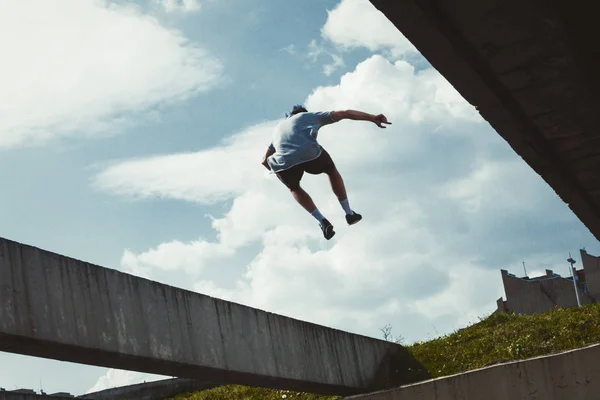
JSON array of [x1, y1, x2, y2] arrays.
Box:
[[370, 0, 600, 242], [0, 237, 429, 396]]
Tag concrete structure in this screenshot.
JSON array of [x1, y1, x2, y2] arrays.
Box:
[[0, 391, 73, 400], [496, 249, 600, 315], [0, 237, 429, 396], [580, 248, 600, 297], [343, 343, 600, 400], [0, 379, 216, 400], [80, 378, 219, 400], [370, 0, 600, 242]]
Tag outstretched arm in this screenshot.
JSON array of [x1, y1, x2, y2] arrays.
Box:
[[262, 145, 275, 170], [330, 110, 391, 128]]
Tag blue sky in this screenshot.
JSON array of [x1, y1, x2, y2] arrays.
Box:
[[1, 0, 598, 395], [0, 0, 358, 267]]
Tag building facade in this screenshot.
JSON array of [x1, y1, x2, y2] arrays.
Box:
[[496, 249, 600, 315]]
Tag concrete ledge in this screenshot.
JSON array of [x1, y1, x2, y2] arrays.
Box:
[[0, 379, 217, 400], [0, 392, 73, 400], [344, 343, 600, 399], [80, 378, 218, 400], [369, 0, 600, 241], [0, 237, 430, 396]]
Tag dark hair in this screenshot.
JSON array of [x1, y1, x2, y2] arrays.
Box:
[[285, 104, 307, 118]]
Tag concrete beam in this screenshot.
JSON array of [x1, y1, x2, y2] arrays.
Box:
[[343, 343, 600, 399], [80, 378, 219, 400], [369, 0, 600, 241], [0, 237, 430, 396], [0, 393, 74, 400]]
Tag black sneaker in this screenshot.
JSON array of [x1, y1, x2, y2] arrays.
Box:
[[346, 212, 362, 225], [320, 218, 335, 240]]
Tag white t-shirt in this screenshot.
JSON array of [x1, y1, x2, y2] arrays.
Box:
[[267, 111, 334, 173]]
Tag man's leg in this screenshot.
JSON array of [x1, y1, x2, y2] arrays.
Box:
[[323, 162, 363, 225], [277, 166, 335, 239], [327, 166, 350, 208], [316, 155, 362, 225], [290, 185, 321, 218], [290, 185, 335, 239]]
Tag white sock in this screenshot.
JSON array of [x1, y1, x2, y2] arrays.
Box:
[[311, 209, 326, 222], [340, 199, 353, 215]]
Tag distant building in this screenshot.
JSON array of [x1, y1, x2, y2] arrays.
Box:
[[496, 249, 600, 315]]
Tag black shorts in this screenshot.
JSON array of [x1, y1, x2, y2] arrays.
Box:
[[276, 148, 335, 190]]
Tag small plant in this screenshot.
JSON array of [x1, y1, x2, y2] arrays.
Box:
[[380, 323, 405, 344]]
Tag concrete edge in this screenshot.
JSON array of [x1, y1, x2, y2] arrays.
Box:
[[3, 237, 396, 347], [341, 343, 600, 398], [80, 378, 220, 400], [368, 0, 600, 241]]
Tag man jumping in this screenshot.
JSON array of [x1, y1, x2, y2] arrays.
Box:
[[261, 105, 391, 240]]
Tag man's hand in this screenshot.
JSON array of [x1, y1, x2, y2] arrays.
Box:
[[262, 159, 271, 171], [262, 145, 275, 170], [372, 114, 391, 128]]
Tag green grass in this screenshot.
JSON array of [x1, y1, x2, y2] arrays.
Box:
[[169, 304, 600, 400], [168, 386, 339, 400], [410, 303, 600, 378]]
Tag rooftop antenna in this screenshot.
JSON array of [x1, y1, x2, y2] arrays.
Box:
[[567, 252, 581, 307], [522, 260, 527, 277]]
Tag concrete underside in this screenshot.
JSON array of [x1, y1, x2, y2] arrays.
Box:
[[371, 0, 600, 241], [344, 343, 600, 400], [0, 237, 430, 396], [80, 378, 219, 400], [0, 394, 74, 400], [0, 379, 216, 400]]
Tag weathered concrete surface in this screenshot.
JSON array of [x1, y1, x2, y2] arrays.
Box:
[[80, 378, 219, 400], [344, 343, 600, 400], [370, 0, 600, 241], [0, 392, 73, 400], [581, 249, 600, 301], [0, 379, 216, 400], [0, 237, 430, 396], [499, 269, 591, 315], [496, 249, 600, 315]]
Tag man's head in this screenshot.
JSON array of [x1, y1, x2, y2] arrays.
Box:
[[286, 104, 307, 118]]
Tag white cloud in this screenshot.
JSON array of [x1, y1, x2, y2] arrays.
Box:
[[306, 39, 345, 76], [305, 56, 481, 132], [321, 0, 417, 58], [156, 0, 202, 13], [282, 44, 297, 55], [323, 54, 345, 76], [0, 0, 221, 149], [86, 369, 167, 394], [92, 121, 277, 204], [90, 51, 590, 344], [121, 238, 234, 278]]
